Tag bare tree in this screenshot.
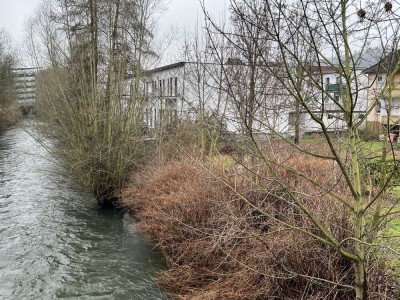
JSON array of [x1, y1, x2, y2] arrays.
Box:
[[202, 1, 400, 299]]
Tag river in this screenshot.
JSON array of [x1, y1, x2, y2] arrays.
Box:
[[0, 123, 167, 299]]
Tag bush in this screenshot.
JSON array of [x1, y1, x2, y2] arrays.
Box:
[[121, 156, 396, 299], [367, 158, 400, 186], [35, 67, 147, 206]]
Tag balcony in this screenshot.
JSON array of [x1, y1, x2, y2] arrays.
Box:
[[325, 83, 340, 92], [381, 116, 400, 125]]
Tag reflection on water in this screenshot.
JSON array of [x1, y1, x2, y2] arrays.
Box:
[[0, 123, 166, 299]]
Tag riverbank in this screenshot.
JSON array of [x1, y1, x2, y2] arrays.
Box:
[[0, 102, 21, 132], [120, 147, 399, 299]]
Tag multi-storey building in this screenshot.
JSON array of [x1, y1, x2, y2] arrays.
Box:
[[288, 65, 369, 136], [136, 60, 369, 137], [12, 67, 38, 111], [365, 50, 400, 134], [140, 60, 292, 135]]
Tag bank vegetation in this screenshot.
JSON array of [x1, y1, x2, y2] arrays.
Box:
[[0, 29, 20, 131], [120, 131, 399, 299], [29, 0, 163, 205]]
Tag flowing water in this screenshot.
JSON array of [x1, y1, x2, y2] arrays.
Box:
[[0, 123, 166, 299]]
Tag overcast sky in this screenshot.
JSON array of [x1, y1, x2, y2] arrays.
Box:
[[0, 0, 41, 44], [0, 0, 228, 66]]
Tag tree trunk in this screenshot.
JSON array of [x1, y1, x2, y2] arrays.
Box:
[[355, 260, 367, 300]]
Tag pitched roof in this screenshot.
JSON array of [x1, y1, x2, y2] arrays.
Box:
[[307, 65, 337, 74], [364, 50, 400, 74]]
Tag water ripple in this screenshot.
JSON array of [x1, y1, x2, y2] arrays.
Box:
[[0, 123, 166, 300]]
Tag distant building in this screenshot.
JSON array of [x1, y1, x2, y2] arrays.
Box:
[[364, 50, 400, 134], [12, 68, 39, 108]]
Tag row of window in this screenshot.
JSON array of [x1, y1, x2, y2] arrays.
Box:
[[145, 108, 178, 127], [145, 77, 179, 97], [288, 112, 363, 125], [144, 98, 178, 127], [375, 99, 400, 113], [325, 76, 383, 88]]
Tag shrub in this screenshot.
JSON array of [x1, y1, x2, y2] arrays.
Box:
[[121, 156, 396, 299], [367, 158, 400, 186]]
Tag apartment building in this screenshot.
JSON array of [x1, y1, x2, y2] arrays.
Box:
[[137, 59, 369, 137], [13, 67, 38, 108], [365, 50, 400, 134], [140, 60, 291, 135], [289, 65, 368, 136]]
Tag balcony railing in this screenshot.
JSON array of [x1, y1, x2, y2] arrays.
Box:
[[325, 83, 340, 92]]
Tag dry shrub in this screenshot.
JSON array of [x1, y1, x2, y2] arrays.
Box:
[[121, 154, 396, 299], [154, 120, 211, 165], [0, 102, 21, 131]]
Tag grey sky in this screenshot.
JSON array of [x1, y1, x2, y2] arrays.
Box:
[[0, 0, 41, 45], [156, 0, 229, 63], [0, 0, 228, 67], [159, 0, 228, 30], [0, 0, 227, 42]]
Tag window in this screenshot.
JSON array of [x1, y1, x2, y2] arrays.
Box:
[[166, 79, 169, 96], [377, 76, 383, 89], [325, 77, 330, 85], [375, 100, 381, 113], [174, 77, 178, 96], [167, 78, 170, 96], [160, 98, 177, 123], [149, 109, 153, 127], [333, 92, 340, 102]]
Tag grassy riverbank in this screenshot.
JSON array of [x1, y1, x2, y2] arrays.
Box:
[[121, 141, 399, 299]]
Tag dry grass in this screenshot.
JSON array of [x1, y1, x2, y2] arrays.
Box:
[[121, 150, 397, 299]]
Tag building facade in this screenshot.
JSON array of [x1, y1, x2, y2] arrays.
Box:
[[365, 50, 400, 134], [12, 68, 38, 108], [288, 65, 368, 136], [135, 60, 369, 137]]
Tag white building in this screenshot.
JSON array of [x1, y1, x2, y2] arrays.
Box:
[[140, 60, 291, 135], [364, 50, 400, 134], [288, 65, 369, 136], [12, 68, 38, 108], [137, 61, 369, 137]]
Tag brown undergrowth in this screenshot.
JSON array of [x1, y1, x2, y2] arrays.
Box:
[[121, 151, 396, 299]]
